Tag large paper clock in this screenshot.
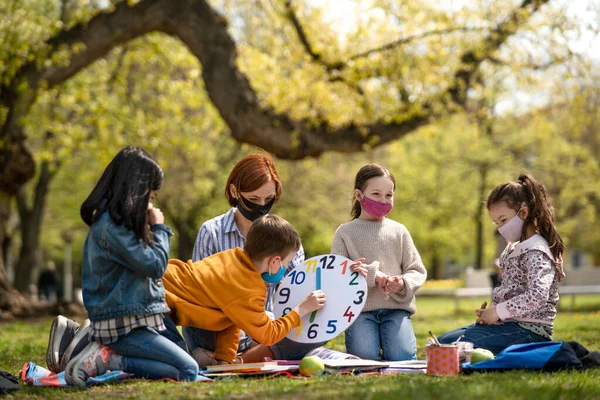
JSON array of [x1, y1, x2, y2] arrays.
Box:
[[274, 254, 367, 343]]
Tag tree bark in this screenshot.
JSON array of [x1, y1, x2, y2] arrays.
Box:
[[170, 217, 197, 261], [474, 165, 488, 270], [0, 0, 550, 195], [430, 250, 444, 280], [0, 193, 29, 319], [14, 159, 55, 291]]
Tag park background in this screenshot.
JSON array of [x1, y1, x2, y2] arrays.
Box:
[[1, 0, 599, 308], [0, 0, 599, 398]]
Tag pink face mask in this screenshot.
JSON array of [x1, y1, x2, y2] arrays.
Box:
[[360, 196, 393, 219], [498, 212, 525, 243]]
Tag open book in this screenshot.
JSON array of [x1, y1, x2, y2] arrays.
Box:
[[204, 362, 279, 373], [305, 347, 361, 361], [306, 347, 426, 373]]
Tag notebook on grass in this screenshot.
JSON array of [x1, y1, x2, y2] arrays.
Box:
[[323, 359, 390, 372], [205, 362, 278, 373]]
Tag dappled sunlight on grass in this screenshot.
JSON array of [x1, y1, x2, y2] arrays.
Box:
[[1, 296, 599, 399]]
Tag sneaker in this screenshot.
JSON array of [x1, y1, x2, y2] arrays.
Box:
[[191, 347, 243, 368], [65, 342, 114, 388], [191, 347, 216, 369], [59, 319, 92, 371], [46, 316, 79, 373]]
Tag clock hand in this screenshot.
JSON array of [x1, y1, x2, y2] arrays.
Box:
[[309, 267, 321, 323]]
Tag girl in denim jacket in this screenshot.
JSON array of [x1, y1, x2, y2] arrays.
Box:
[[64, 147, 197, 387]]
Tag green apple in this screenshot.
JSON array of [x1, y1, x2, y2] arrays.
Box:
[[470, 348, 495, 364], [299, 355, 325, 377]]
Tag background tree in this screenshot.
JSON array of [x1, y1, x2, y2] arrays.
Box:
[[0, 0, 598, 314]]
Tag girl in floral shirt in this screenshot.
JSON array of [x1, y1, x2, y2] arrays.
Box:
[[439, 172, 564, 355]]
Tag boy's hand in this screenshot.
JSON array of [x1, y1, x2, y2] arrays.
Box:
[[147, 204, 165, 225], [383, 275, 404, 294], [294, 290, 326, 317], [349, 258, 367, 277]]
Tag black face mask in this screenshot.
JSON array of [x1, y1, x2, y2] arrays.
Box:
[[237, 196, 275, 222]]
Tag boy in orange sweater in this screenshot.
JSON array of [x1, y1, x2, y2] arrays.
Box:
[[163, 215, 326, 366]]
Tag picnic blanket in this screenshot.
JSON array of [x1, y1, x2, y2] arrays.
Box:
[[20, 362, 213, 387]]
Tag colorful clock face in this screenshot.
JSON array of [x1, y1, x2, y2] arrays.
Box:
[[274, 254, 367, 344]]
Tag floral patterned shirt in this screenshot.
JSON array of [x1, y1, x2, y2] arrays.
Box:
[[493, 234, 562, 327]]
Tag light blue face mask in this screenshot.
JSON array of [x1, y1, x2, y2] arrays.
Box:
[[261, 261, 286, 284]]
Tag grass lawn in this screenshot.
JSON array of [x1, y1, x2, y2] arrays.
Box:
[[1, 296, 600, 399]]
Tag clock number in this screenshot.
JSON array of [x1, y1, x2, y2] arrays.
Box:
[[282, 307, 291, 316], [319, 255, 335, 269], [349, 272, 359, 285], [289, 270, 306, 285], [326, 320, 337, 334], [341, 260, 348, 275], [305, 259, 317, 273], [278, 287, 290, 304], [308, 323, 319, 339], [353, 290, 365, 305], [343, 306, 356, 323]]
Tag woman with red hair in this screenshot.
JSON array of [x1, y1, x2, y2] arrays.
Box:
[[185, 153, 323, 366]]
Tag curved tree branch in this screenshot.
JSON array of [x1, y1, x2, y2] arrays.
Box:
[[449, 0, 548, 105], [0, 0, 550, 194], [284, 0, 549, 107], [283, 0, 489, 71]]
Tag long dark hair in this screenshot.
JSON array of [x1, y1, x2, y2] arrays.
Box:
[[486, 172, 564, 261], [351, 164, 396, 219], [81, 147, 163, 243]]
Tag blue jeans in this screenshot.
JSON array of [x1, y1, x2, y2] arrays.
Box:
[[108, 326, 198, 381], [160, 314, 189, 352], [183, 327, 325, 360], [345, 309, 416, 361], [438, 322, 549, 355], [270, 337, 326, 360], [181, 311, 279, 354]]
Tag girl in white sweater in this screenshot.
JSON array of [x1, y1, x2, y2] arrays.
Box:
[[332, 164, 427, 361]]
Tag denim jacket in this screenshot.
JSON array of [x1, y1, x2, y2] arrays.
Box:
[[82, 211, 173, 321]]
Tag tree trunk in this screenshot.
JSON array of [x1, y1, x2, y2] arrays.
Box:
[[430, 250, 444, 280], [0, 193, 29, 319], [171, 218, 196, 261], [474, 166, 488, 270], [0, 0, 550, 195], [13, 159, 54, 291]]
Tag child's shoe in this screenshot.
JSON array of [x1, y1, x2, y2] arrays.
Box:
[[191, 347, 216, 369], [46, 316, 79, 373], [65, 342, 114, 388], [191, 347, 243, 368], [59, 319, 92, 371]]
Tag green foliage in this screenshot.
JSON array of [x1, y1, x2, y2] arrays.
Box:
[[2, 0, 599, 285]]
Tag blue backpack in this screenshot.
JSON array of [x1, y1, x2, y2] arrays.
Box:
[[462, 341, 600, 372]]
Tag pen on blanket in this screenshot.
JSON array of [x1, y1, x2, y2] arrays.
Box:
[[428, 331, 441, 346], [309, 268, 321, 323]]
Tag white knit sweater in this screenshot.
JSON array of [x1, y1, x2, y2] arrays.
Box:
[[331, 218, 427, 314]]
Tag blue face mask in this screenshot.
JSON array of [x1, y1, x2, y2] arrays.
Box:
[[261, 261, 286, 284]]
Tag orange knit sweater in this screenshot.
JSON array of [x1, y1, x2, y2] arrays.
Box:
[[163, 247, 300, 362]]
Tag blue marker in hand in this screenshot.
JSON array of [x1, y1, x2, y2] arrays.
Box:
[[310, 268, 321, 323]]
